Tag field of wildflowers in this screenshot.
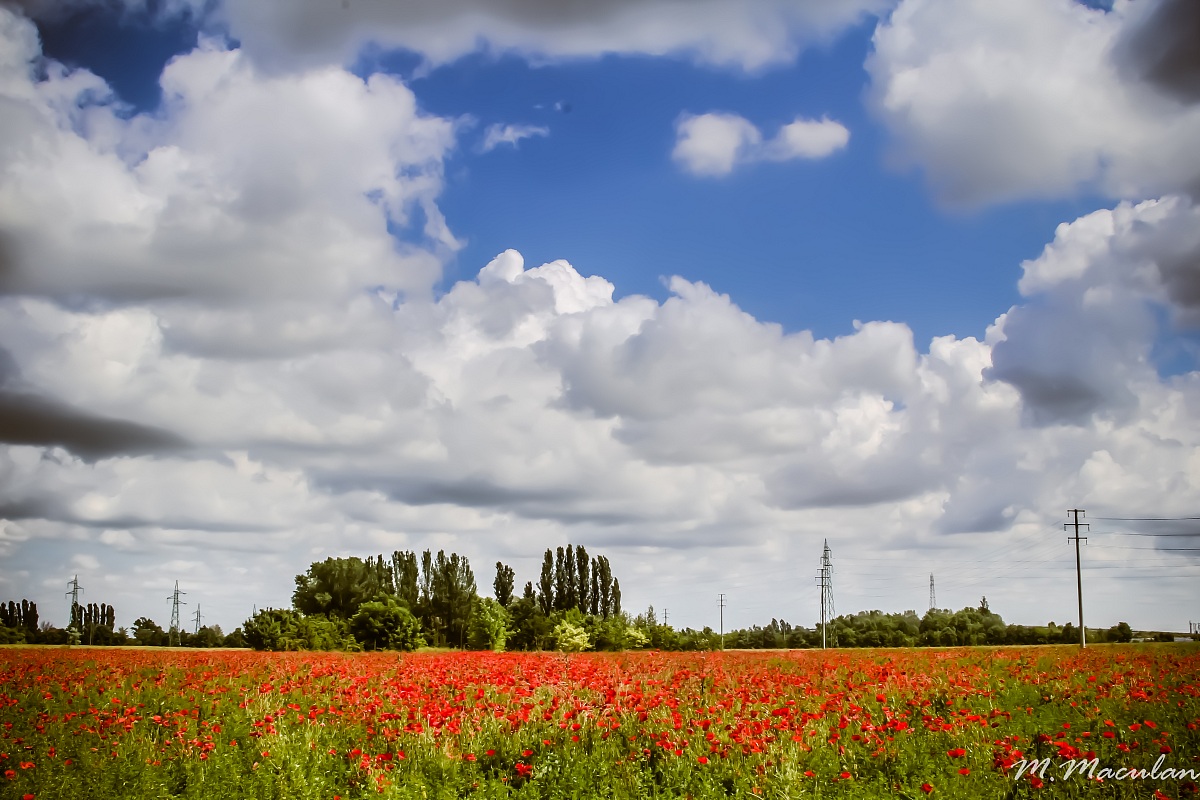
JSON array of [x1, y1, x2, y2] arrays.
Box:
[[1, 644, 1197, 799]]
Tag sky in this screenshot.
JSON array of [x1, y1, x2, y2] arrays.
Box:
[[1, 0, 1199, 637]]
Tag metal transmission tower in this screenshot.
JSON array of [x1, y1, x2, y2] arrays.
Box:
[[192, 604, 202, 635], [167, 581, 187, 647], [816, 540, 835, 649], [662, 608, 668, 627], [65, 575, 84, 632], [929, 573, 936, 611], [717, 594, 726, 650], [1066, 509, 1088, 649]]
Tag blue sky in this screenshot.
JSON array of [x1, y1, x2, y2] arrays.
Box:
[[2, 0, 1199, 635]]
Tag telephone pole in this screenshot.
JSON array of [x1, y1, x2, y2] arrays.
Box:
[[1066, 509, 1088, 648], [816, 540, 834, 649], [167, 581, 187, 647], [929, 573, 936, 612], [717, 594, 726, 650]]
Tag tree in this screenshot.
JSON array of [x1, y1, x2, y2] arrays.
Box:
[[428, 550, 476, 647], [612, 578, 622, 616], [507, 596, 551, 651], [594, 556, 613, 617], [565, 544, 578, 610], [293, 557, 388, 619], [222, 628, 248, 648], [189, 626, 224, 648], [468, 597, 510, 651], [351, 598, 424, 651], [132, 617, 167, 647], [1107, 621, 1133, 643], [553, 547, 568, 611], [391, 550, 419, 610], [244, 608, 357, 652], [575, 545, 590, 613], [537, 551, 554, 615], [493, 561, 515, 607], [553, 616, 591, 652]]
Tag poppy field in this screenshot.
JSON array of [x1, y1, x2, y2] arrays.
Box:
[[1, 645, 1198, 799]]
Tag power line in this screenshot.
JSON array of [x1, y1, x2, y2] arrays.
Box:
[[1090, 531, 1200, 537], [1091, 516, 1200, 521], [1089, 546, 1200, 552]]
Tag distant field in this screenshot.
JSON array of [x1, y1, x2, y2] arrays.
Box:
[[1, 645, 1197, 799]]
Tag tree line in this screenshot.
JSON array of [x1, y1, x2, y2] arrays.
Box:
[[0, 596, 242, 648], [241, 545, 628, 652], [4, 572, 1188, 651]]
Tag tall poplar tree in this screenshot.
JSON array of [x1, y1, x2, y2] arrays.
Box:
[[575, 545, 590, 613], [494, 561, 515, 607], [553, 546, 568, 611], [537, 550, 554, 615]]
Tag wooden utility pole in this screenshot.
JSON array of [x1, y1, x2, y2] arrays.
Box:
[[1066, 509, 1088, 648]]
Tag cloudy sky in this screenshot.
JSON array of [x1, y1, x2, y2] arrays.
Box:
[[1, 0, 1198, 636]]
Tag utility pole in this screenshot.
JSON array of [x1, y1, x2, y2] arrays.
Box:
[[1066, 509, 1088, 649], [167, 581, 187, 647], [662, 608, 668, 627], [929, 573, 936, 612], [816, 540, 834, 649], [192, 604, 202, 635], [717, 594, 726, 650]]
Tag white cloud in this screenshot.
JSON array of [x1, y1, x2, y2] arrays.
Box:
[[867, 0, 1200, 206], [1, 4, 1198, 634], [480, 123, 549, 153], [0, 15, 458, 309], [212, 0, 893, 73], [671, 112, 762, 176], [673, 112, 849, 176], [764, 116, 851, 161]]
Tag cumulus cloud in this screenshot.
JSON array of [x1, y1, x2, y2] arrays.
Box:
[[673, 112, 848, 176], [987, 195, 1200, 425], [2, 2, 1198, 633], [0, 11, 457, 308], [213, 0, 893, 73], [867, 0, 1200, 206], [479, 122, 549, 153]]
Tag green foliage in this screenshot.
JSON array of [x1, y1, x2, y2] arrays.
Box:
[[1108, 621, 1134, 643], [132, 617, 168, 647], [0, 625, 26, 644], [553, 618, 591, 652], [467, 597, 510, 651], [222, 627, 249, 648], [350, 597, 424, 652], [243, 608, 359, 652], [292, 557, 391, 620], [188, 625, 224, 648], [493, 561, 515, 607], [427, 550, 476, 648], [506, 596, 551, 651]]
